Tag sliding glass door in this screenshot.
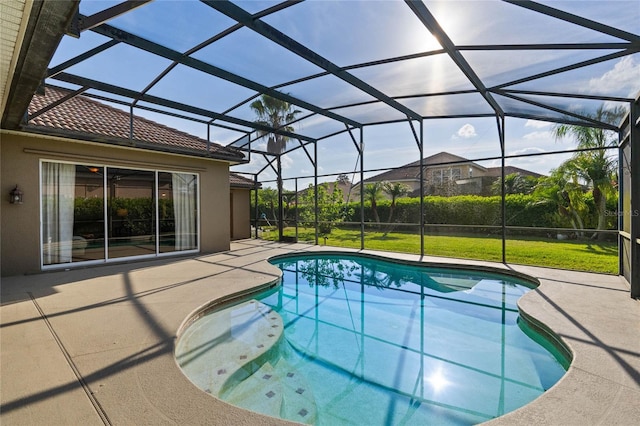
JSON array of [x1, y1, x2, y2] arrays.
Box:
[[42, 163, 105, 265], [41, 161, 199, 268], [158, 171, 198, 253], [107, 168, 156, 259]]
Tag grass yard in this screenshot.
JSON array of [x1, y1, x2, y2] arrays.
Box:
[[262, 227, 618, 274]]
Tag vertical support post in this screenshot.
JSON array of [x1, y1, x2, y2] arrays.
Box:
[[277, 155, 284, 241], [498, 115, 507, 264], [419, 120, 425, 257], [295, 177, 299, 241], [129, 104, 134, 140], [360, 127, 365, 250], [206, 124, 211, 153], [314, 141, 319, 245], [630, 98, 640, 298], [254, 175, 259, 239], [618, 130, 624, 276]]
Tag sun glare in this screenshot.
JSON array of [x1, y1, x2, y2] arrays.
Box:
[[426, 368, 450, 393]]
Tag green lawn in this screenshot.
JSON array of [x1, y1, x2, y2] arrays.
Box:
[[262, 227, 618, 274]]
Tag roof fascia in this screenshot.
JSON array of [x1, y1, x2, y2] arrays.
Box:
[[2, 0, 79, 129], [202, 0, 423, 121]]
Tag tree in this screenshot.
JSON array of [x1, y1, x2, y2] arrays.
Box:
[[533, 166, 587, 236], [250, 94, 301, 155], [363, 182, 384, 223], [491, 173, 538, 195], [250, 94, 301, 239], [254, 187, 278, 222], [337, 174, 351, 184], [281, 191, 297, 223], [553, 105, 625, 240], [383, 181, 409, 224], [299, 182, 351, 235]]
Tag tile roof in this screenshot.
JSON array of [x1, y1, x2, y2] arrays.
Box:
[[362, 152, 484, 183], [230, 172, 259, 189], [485, 165, 543, 178], [25, 85, 245, 162]]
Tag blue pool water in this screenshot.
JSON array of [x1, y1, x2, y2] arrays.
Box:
[[176, 254, 568, 425]]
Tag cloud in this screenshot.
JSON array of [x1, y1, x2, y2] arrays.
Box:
[[522, 131, 553, 140], [588, 56, 640, 98], [280, 154, 293, 170], [508, 147, 547, 156], [524, 119, 552, 129], [454, 124, 477, 139]]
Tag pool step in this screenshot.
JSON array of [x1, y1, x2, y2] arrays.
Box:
[[222, 357, 317, 424], [175, 300, 284, 397], [275, 357, 317, 424], [223, 362, 283, 419]]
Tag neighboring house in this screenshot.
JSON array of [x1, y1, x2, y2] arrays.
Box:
[[354, 152, 542, 197], [1, 85, 249, 276]]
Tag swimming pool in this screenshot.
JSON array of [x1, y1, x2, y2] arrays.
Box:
[[175, 253, 569, 425]]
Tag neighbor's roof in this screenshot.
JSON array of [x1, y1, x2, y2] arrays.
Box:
[[362, 152, 489, 183], [25, 85, 245, 163], [485, 165, 543, 178]]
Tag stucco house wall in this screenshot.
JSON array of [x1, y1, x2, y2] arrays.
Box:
[[230, 188, 251, 240], [1, 130, 232, 276]]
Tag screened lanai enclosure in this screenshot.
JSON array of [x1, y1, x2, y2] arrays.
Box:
[[8, 0, 639, 296]]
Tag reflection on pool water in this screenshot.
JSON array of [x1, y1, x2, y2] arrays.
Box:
[[175, 254, 569, 425]]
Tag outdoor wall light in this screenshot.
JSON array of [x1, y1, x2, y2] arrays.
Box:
[[9, 185, 23, 204]]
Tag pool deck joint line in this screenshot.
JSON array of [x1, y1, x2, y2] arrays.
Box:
[[1, 239, 639, 425]]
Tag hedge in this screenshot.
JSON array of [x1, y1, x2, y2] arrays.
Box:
[[254, 193, 618, 230]]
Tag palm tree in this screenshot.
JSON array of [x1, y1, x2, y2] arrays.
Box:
[[491, 173, 538, 195], [383, 181, 409, 224], [250, 94, 301, 155], [553, 105, 625, 240], [363, 182, 384, 223], [533, 166, 587, 237], [250, 95, 301, 240]]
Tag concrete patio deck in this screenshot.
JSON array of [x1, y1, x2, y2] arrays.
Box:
[[1, 239, 639, 425]]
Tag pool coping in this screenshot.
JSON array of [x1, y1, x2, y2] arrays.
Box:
[[1, 239, 639, 425]]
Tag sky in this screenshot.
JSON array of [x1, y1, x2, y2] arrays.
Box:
[[48, 0, 640, 191]]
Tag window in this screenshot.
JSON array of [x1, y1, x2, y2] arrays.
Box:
[[432, 169, 443, 185], [451, 168, 461, 181], [432, 168, 461, 185], [41, 161, 198, 268]]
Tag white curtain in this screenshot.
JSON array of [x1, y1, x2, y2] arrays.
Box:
[[172, 172, 197, 250], [42, 162, 76, 264]]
